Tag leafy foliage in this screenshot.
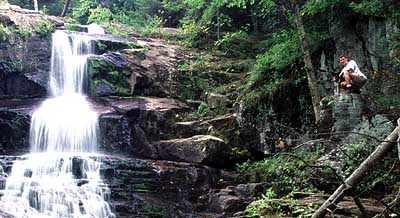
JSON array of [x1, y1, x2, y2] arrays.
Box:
[[214, 30, 256, 58], [350, 0, 400, 18], [236, 152, 319, 194], [244, 188, 317, 218], [303, 0, 400, 18], [87, 6, 113, 25], [302, 0, 346, 15], [0, 24, 13, 42], [0, 24, 32, 42], [197, 101, 209, 114], [34, 20, 55, 38], [255, 29, 301, 70]]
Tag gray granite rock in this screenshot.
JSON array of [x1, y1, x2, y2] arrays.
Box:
[[152, 135, 230, 167]]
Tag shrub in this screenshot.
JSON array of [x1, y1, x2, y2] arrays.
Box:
[[215, 30, 254, 58], [197, 101, 209, 115], [244, 188, 317, 218], [0, 24, 12, 42], [88, 6, 113, 25], [236, 152, 319, 195], [34, 20, 55, 38], [0, 24, 32, 42]]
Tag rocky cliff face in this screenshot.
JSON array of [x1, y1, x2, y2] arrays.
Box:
[[317, 12, 399, 98]]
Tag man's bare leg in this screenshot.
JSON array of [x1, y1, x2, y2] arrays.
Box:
[[340, 71, 352, 89]]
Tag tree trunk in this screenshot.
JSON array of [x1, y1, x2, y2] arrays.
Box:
[[216, 7, 220, 41], [60, 0, 72, 17], [292, 1, 321, 123], [250, 4, 258, 32], [33, 0, 38, 11], [312, 126, 399, 218]]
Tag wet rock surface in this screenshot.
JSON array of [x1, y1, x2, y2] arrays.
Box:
[[98, 156, 267, 218], [97, 97, 191, 157], [0, 96, 191, 157], [0, 99, 41, 154], [0, 155, 249, 217]]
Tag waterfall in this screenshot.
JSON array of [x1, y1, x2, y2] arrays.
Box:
[[0, 31, 115, 218], [31, 31, 98, 153]]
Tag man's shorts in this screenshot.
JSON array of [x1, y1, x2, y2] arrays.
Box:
[[351, 73, 367, 90]]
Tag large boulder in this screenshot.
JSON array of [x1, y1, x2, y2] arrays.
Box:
[[98, 114, 132, 155], [127, 38, 186, 97], [152, 135, 230, 167], [208, 190, 246, 213], [201, 183, 265, 215], [174, 114, 240, 141], [0, 8, 66, 98], [207, 92, 229, 115], [0, 32, 49, 98], [0, 110, 30, 153], [0, 61, 46, 98], [174, 114, 248, 162]]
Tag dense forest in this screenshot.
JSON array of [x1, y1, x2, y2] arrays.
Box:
[[0, 0, 399, 217]]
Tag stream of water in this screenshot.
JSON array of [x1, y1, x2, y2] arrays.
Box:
[[0, 30, 115, 218]]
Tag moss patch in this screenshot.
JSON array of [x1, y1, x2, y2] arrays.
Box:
[[376, 95, 400, 106], [88, 57, 131, 96], [175, 51, 249, 100]]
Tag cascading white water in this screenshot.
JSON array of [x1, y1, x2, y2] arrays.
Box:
[[0, 30, 115, 218]]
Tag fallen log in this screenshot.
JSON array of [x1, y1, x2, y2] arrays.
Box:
[[312, 125, 399, 218]]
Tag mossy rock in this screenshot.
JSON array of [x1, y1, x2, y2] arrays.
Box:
[[88, 57, 131, 97], [142, 204, 168, 218], [91, 78, 130, 96], [176, 69, 240, 100], [121, 48, 147, 61]]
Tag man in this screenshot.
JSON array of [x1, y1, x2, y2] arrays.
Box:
[[338, 55, 367, 93]]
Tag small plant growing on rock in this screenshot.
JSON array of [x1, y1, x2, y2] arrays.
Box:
[[197, 101, 209, 115], [0, 24, 11, 42], [34, 20, 55, 38], [0, 24, 32, 42], [244, 188, 317, 217]]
